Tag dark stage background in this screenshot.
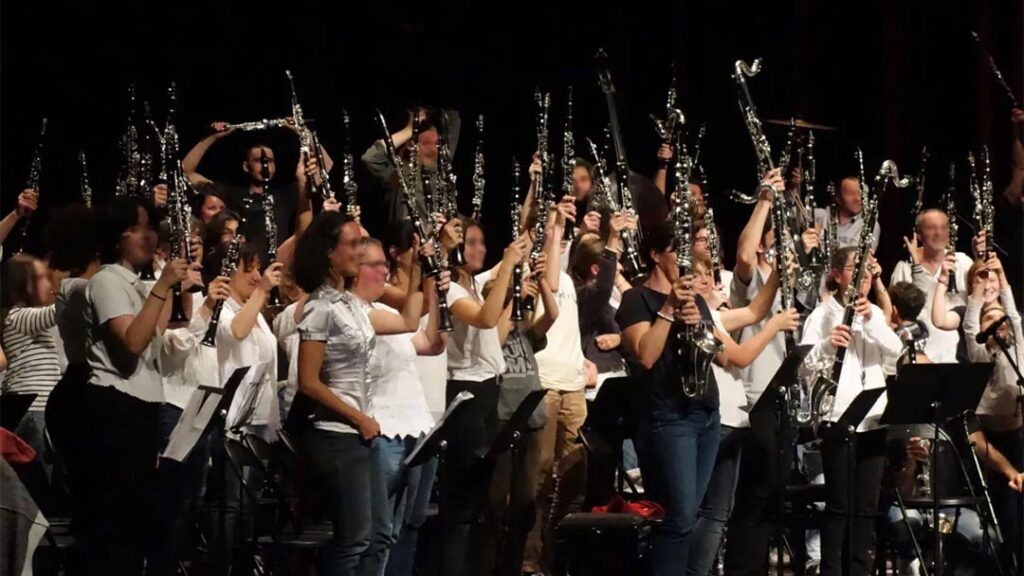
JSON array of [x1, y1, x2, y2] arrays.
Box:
[[3, 0, 1022, 299]]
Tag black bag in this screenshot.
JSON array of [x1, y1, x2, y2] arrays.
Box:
[[554, 512, 653, 576]]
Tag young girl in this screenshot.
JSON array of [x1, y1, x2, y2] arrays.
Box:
[[292, 211, 426, 576], [1, 254, 59, 459]]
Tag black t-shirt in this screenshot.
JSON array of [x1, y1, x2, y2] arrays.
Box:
[[201, 181, 298, 265], [616, 285, 719, 415]]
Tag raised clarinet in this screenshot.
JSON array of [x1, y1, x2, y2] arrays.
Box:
[[261, 149, 282, 309], [202, 236, 242, 347], [525, 90, 552, 313], [471, 115, 486, 221], [948, 160, 962, 294], [975, 146, 995, 260], [562, 86, 577, 243], [17, 118, 47, 254], [436, 114, 465, 267], [375, 109, 454, 333], [79, 151, 93, 208], [342, 110, 358, 213], [511, 158, 525, 323]]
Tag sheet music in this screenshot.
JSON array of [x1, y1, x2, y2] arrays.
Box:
[[403, 390, 474, 467]]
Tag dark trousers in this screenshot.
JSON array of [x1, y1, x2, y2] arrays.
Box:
[[820, 427, 887, 576], [68, 384, 160, 576], [986, 426, 1024, 575], [725, 419, 795, 575], [147, 404, 212, 576], [441, 377, 500, 576], [204, 428, 265, 576], [689, 425, 744, 576]]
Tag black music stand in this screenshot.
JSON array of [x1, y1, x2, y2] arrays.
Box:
[[1, 393, 37, 432], [161, 367, 249, 465], [748, 344, 811, 576], [583, 376, 639, 499], [484, 388, 547, 575], [831, 386, 886, 576], [881, 363, 992, 576]]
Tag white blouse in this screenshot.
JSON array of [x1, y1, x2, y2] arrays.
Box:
[[366, 302, 435, 438], [298, 284, 375, 435], [217, 295, 280, 435]]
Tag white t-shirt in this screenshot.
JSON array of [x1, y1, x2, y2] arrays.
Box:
[[889, 253, 973, 363], [800, 298, 903, 432], [159, 292, 209, 409], [369, 303, 435, 438], [711, 309, 749, 428], [534, 270, 586, 392], [273, 301, 302, 419], [730, 265, 786, 406], [414, 312, 449, 421], [963, 288, 1024, 418], [445, 279, 506, 382]]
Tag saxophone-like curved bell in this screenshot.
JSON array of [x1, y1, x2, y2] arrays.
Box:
[[735, 58, 762, 77]]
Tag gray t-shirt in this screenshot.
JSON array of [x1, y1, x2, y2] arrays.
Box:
[[499, 329, 548, 430], [84, 264, 163, 403]]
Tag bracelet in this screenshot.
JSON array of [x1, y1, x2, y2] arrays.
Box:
[[656, 310, 675, 323], [150, 290, 168, 302]]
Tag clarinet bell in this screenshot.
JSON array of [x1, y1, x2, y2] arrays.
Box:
[[438, 297, 454, 333], [622, 250, 643, 280]]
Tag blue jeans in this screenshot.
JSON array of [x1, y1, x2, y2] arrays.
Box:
[[204, 427, 263, 576], [148, 404, 211, 576], [688, 425, 743, 576], [372, 434, 438, 576], [305, 428, 388, 576], [886, 506, 984, 556], [645, 407, 722, 576]]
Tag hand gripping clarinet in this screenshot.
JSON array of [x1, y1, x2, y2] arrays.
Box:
[[595, 50, 643, 278], [562, 87, 577, 243], [510, 159, 526, 323], [525, 91, 552, 314], [260, 149, 282, 310], [436, 114, 465, 267], [798, 132, 826, 290], [470, 115, 486, 221], [202, 236, 242, 347], [285, 70, 331, 200], [651, 67, 684, 170], [342, 110, 359, 214], [376, 110, 454, 333], [674, 135, 723, 399], [79, 151, 93, 208], [975, 146, 995, 260], [16, 118, 47, 254]]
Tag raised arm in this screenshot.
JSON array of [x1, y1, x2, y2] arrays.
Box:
[[0, 190, 37, 247], [369, 249, 424, 335], [411, 273, 447, 356], [735, 169, 782, 284], [105, 260, 188, 357], [182, 122, 235, 187], [716, 308, 799, 369], [931, 252, 963, 330], [230, 263, 282, 340], [720, 269, 780, 332], [449, 237, 526, 329], [653, 143, 673, 195]]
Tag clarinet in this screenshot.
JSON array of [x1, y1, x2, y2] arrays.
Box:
[[202, 236, 241, 347], [376, 110, 454, 333], [286, 70, 328, 199], [651, 68, 683, 169], [909, 146, 929, 263], [17, 118, 47, 254], [510, 159, 525, 323], [977, 146, 995, 260], [470, 115, 486, 221], [342, 110, 358, 213], [803, 132, 824, 273], [562, 86, 577, 243], [949, 159, 963, 295], [705, 205, 723, 286], [673, 137, 722, 399], [261, 149, 282, 309], [437, 114, 465, 267], [224, 118, 290, 132], [116, 84, 140, 198], [595, 50, 643, 278], [525, 91, 552, 313], [79, 151, 93, 208], [732, 59, 774, 177], [310, 130, 335, 201]]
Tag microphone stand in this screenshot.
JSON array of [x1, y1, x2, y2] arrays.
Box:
[[991, 332, 1024, 573]]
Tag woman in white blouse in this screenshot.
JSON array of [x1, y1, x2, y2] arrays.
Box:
[[203, 240, 282, 574], [292, 211, 426, 576]]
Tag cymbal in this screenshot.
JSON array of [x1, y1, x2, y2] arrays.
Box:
[[764, 117, 838, 131]]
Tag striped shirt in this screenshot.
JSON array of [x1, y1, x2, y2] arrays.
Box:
[[2, 305, 61, 412]]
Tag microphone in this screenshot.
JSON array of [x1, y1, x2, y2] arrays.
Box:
[[975, 314, 1010, 344]]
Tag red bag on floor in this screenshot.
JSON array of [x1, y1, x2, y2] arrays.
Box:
[[591, 494, 665, 520], [0, 427, 36, 465]]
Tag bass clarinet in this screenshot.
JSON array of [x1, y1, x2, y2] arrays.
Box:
[[673, 135, 722, 399], [376, 109, 454, 333], [471, 115, 486, 221], [525, 91, 552, 313]]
